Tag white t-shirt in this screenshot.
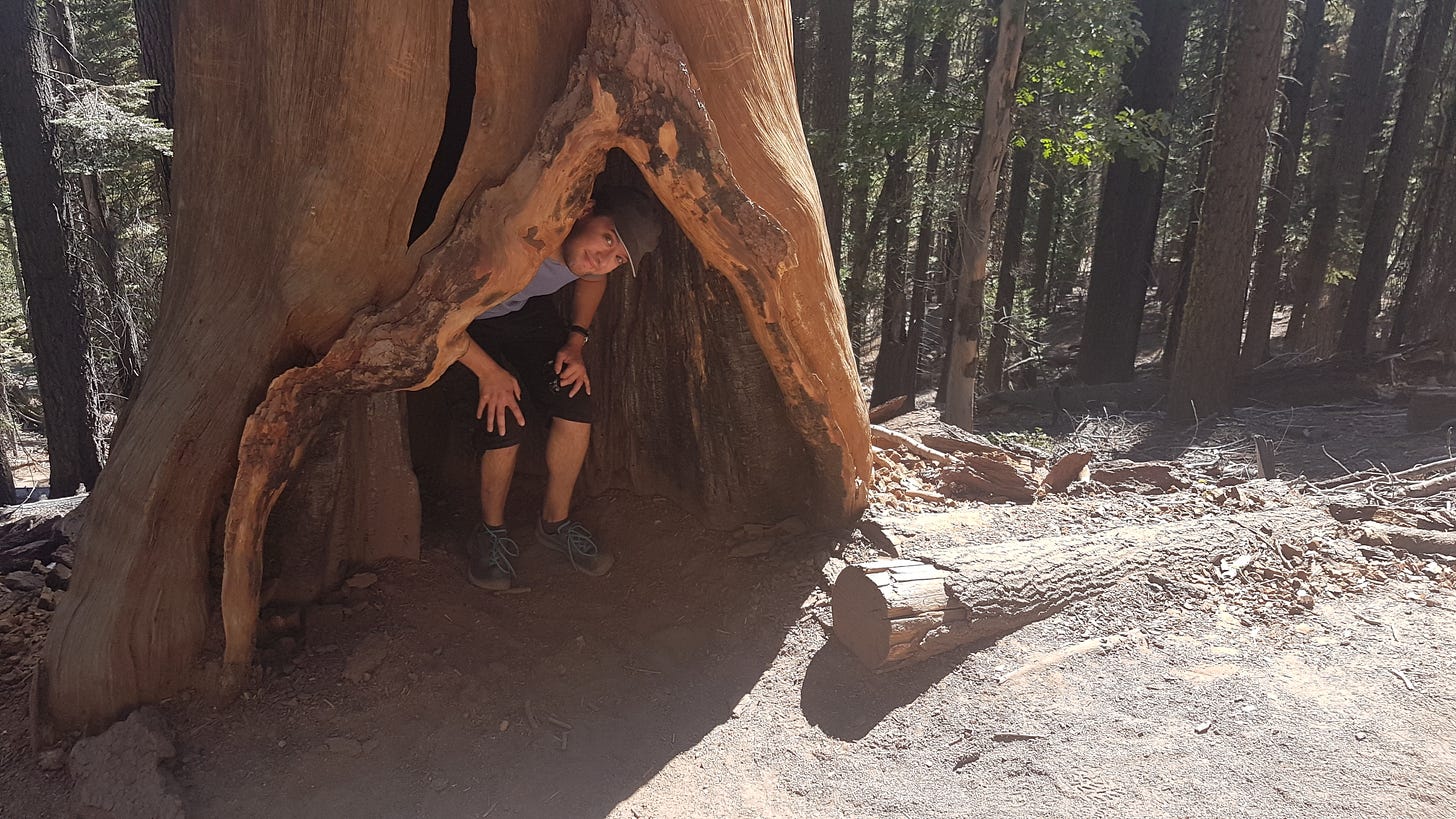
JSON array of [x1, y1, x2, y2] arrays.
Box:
[[476, 258, 601, 320]]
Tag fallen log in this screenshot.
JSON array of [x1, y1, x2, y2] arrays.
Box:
[[1040, 451, 1093, 493], [831, 506, 1335, 671], [1090, 462, 1188, 492], [870, 425, 955, 465], [1356, 523, 1456, 557], [939, 460, 1038, 502], [867, 396, 911, 424]]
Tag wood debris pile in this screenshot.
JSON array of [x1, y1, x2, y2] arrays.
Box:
[[0, 513, 73, 688], [868, 423, 1195, 512]]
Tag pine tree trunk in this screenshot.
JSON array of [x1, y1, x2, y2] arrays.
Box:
[[1389, 92, 1456, 348], [1076, 0, 1193, 384], [0, 0, 103, 497], [1286, 0, 1396, 352], [868, 16, 925, 406], [1240, 0, 1325, 367], [1337, 0, 1455, 354], [983, 145, 1032, 392], [1029, 159, 1057, 317], [1168, 0, 1287, 420], [944, 0, 1028, 430], [807, 0, 852, 268], [842, 0, 879, 355], [38, 0, 871, 734], [132, 0, 174, 219], [905, 32, 951, 403]]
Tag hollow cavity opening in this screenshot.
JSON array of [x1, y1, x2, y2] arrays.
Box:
[[408, 0, 477, 245]]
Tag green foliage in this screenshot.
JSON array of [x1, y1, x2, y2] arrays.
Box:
[[52, 79, 170, 174]]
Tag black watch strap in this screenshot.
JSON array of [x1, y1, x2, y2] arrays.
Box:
[[567, 324, 591, 342]]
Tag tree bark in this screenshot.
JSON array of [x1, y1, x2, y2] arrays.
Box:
[[943, 0, 1028, 430], [1076, 0, 1193, 384], [1028, 158, 1057, 317], [832, 506, 1336, 670], [1337, 0, 1456, 354], [40, 0, 870, 734], [1286, 0, 1397, 352], [1168, 0, 1286, 420], [1240, 0, 1325, 367], [983, 145, 1032, 393], [0, 0, 103, 497]]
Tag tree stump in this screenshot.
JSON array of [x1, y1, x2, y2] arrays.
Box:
[[831, 506, 1336, 670]]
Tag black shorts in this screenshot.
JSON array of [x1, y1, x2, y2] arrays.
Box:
[[467, 295, 593, 452]]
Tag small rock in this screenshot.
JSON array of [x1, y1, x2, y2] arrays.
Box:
[[38, 588, 57, 611], [324, 737, 362, 757], [1194, 721, 1213, 735], [2, 571, 43, 593], [45, 563, 71, 590], [344, 572, 378, 590], [1355, 731, 1368, 741], [37, 748, 66, 771]]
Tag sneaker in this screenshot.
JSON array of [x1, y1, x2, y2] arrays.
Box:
[[536, 518, 614, 577], [466, 523, 520, 591]]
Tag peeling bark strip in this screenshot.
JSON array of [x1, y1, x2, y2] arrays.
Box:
[[220, 0, 866, 671]]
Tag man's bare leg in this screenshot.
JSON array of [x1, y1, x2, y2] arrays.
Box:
[[479, 445, 520, 528], [542, 419, 591, 522]]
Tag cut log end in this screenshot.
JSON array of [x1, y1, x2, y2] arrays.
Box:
[[831, 559, 964, 671]]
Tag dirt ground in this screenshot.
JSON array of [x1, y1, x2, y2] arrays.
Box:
[[3, 385, 1455, 818]]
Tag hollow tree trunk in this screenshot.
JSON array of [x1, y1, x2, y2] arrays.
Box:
[[1076, 0, 1193, 385], [943, 0, 1028, 430], [1240, 0, 1325, 367], [1168, 0, 1287, 420], [832, 506, 1335, 670], [1337, 0, 1456, 354], [0, 0, 103, 497], [40, 0, 870, 734]]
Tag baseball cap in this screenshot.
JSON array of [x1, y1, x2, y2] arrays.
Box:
[[593, 187, 661, 277]]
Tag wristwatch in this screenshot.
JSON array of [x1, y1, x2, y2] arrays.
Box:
[[567, 324, 591, 342]]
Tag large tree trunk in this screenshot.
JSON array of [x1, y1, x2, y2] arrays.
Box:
[[1240, 0, 1325, 367], [1337, 0, 1456, 354], [39, 0, 870, 734], [0, 0, 103, 498], [832, 506, 1336, 670], [1076, 0, 1193, 384], [983, 145, 1032, 393], [943, 0, 1028, 430], [1168, 0, 1286, 420], [1285, 0, 1396, 352]]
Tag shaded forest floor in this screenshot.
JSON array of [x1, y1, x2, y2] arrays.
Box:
[[3, 356, 1455, 818]]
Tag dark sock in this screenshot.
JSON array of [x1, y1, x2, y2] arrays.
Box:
[[541, 517, 567, 534]]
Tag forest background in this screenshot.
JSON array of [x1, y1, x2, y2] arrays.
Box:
[[1, 0, 1454, 499]]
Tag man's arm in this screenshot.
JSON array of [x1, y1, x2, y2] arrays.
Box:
[[555, 277, 607, 397]]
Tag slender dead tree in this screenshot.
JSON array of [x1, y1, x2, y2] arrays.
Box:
[[944, 0, 1028, 430]]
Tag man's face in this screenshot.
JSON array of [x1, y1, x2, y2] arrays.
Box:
[[562, 214, 629, 278]]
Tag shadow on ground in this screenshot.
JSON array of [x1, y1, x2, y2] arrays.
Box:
[[168, 488, 827, 818]]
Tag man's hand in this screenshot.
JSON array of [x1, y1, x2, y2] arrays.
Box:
[[476, 364, 526, 435], [554, 336, 590, 397]]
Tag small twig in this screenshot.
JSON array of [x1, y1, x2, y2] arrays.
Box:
[[624, 664, 663, 675], [1389, 669, 1415, 692]]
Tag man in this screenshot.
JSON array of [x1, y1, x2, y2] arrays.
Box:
[[457, 187, 660, 591]]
